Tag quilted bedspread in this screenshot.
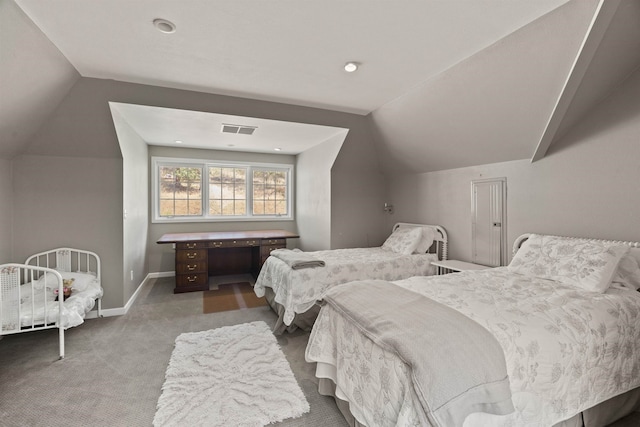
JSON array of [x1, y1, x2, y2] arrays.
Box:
[[306, 267, 640, 427], [254, 247, 437, 326]]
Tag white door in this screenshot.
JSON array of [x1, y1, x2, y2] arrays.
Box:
[[471, 178, 507, 267]]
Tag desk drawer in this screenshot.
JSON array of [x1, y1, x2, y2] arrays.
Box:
[[177, 249, 207, 262], [176, 241, 207, 250], [261, 243, 286, 265], [175, 273, 208, 288], [261, 245, 284, 258], [208, 239, 260, 248], [262, 238, 285, 246], [176, 261, 207, 274]]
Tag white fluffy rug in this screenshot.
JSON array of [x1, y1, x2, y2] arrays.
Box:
[[153, 321, 309, 426]]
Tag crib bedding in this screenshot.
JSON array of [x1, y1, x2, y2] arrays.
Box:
[[254, 246, 438, 327], [305, 268, 640, 427], [18, 277, 102, 329]]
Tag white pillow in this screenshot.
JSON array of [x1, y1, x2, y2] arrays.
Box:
[[382, 227, 423, 255], [36, 271, 97, 292], [416, 227, 436, 254], [508, 234, 630, 293], [611, 250, 640, 291], [396, 225, 436, 254]]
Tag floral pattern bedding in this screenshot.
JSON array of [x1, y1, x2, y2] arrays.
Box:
[[254, 247, 438, 326], [306, 268, 640, 427]]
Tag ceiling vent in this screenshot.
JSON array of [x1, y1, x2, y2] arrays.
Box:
[[221, 124, 257, 135]]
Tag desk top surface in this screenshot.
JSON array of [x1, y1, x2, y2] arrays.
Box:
[[157, 229, 299, 244]]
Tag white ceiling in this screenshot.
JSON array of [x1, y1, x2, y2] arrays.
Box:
[[16, 0, 570, 115], [13, 0, 571, 156]]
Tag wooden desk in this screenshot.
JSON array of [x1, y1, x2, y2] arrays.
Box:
[[157, 230, 299, 293]]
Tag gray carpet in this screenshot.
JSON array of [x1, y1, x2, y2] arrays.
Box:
[[1, 276, 639, 427], [0, 276, 348, 427]]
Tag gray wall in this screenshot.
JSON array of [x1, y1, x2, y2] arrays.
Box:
[[387, 67, 640, 261], [0, 159, 13, 263], [12, 155, 124, 309], [331, 119, 388, 248]]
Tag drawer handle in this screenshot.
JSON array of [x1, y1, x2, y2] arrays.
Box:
[[187, 276, 197, 282], [187, 252, 197, 259], [186, 243, 196, 249], [187, 264, 197, 271]]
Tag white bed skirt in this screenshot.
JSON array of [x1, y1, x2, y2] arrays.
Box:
[[314, 365, 640, 427]]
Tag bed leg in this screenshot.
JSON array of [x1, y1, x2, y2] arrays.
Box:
[[98, 298, 102, 318], [59, 325, 65, 359]]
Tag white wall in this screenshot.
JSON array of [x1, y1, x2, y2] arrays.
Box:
[[296, 132, 346, 250], [0, 158, 13, 263], [388, 67, 640, 262], [111, 106, 149, 303]]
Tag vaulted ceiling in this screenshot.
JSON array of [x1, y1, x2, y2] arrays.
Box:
[[2, 0, 639, 172]]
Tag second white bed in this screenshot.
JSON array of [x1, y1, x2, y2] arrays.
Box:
[[254, 223, 447, 333]]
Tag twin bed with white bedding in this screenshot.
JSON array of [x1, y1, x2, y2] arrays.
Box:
[[0, 248, 103, 359], [254, 223, 448, 334], [305, 233, 640, 427]]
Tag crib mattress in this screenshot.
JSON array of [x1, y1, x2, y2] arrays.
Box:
[[18, 279, 102, 329]]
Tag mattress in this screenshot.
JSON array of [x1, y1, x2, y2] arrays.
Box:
[[18, 277, 102, 329]]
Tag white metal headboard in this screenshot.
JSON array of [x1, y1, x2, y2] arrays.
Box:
[[393, 223, 449, 261], [513, 233, 640, 257]]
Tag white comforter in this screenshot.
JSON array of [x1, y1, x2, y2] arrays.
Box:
[[18, 279, 103, 329], [306, 268, 640, 427], [254, 247, 437, 326]]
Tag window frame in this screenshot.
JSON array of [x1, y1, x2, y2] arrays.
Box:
[[152, 156, 294, 223]]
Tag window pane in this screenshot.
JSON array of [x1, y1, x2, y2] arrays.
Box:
[[208, 166, 247, 216], [252, 169, 287, 216], [274, 171, 286, 185], [235, 200, 246, 215], [209, 200, 221, 215], [159, 199, 175, 216], [159, 166, 202, 217], [209, 183, 221, 198], [275, 200, 287, 214]]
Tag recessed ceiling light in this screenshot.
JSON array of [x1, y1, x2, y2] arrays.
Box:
[[344, 62, 359, 72], [153, 18, 176, 34], [174, 140, 182, 144], [274, 148, 282, 151]]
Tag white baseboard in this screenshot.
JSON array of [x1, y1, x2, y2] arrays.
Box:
[[87, 271, 175, 318]]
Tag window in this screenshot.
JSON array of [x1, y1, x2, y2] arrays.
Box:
[[152, 157, 293, 222]]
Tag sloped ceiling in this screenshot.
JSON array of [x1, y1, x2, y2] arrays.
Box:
[[0, 0, 79, 159], [2, 0, 639, 172]]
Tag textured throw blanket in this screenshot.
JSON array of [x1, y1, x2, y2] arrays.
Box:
[[322, 280, 514, 427], [270, 248, 325, 270]]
